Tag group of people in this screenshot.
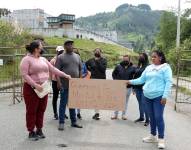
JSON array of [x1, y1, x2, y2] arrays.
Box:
[[20, 39, 172, 149]]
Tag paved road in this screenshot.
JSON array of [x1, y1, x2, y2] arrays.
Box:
[[1, 92, 191, 150]]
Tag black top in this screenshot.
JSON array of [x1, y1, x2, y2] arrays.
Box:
[[112, 62, 136, 88], [133, 65, 147, 89], [86, 57, 107, 79]]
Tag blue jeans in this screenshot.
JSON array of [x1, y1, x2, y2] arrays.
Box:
[[59, 89, 76, 125], [144, 96, 165, 139], [76, 109, 80, 114], [114, 88, 132, 116], [134, 88, 149, 121]]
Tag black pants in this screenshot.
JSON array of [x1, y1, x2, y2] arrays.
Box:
[[52, 80, 59, 116]]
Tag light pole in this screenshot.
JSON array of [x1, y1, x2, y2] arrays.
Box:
[[175, 0, 181, 111], [176, 0, 181, 48]]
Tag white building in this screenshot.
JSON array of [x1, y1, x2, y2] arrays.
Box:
[[11, 9, 50, 29]]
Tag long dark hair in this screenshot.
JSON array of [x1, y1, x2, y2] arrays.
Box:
[[152, 50, 167, 64], [25, 40, 41, 54], [138, 52, 149, 67]]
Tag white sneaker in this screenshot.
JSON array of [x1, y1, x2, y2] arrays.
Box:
[[122, 115, 127, 120], [158, 139, 165, 149], [143, 134, 158, 143]]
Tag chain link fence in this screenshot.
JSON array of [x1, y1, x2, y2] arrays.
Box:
[[175, 50, 191, 111]]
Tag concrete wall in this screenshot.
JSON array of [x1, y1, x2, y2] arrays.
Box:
[[29, 28, 119, 45], [73, 29, 118, 45], [30, 28, 74, 37]]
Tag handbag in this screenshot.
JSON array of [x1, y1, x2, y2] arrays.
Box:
[[34, 80, 51, 98]]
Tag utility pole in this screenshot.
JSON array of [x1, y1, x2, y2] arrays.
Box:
[[175, 0, 181, 111]]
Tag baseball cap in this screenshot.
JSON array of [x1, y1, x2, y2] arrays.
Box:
[[64, 39, 74, 46], [56, 46, 64, 52]]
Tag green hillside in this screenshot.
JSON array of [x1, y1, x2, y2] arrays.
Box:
[[45, 37, 137, 68], [75, 3, 163, 51]]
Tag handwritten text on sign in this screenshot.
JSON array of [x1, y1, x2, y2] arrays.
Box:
[[68, 79, 126, 111]]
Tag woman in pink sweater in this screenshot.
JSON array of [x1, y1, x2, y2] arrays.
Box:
[[20, 40, 71, 141]]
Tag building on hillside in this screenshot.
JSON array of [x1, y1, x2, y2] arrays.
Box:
[[47, 14, 75, 30], [11, 9, 51, 28]]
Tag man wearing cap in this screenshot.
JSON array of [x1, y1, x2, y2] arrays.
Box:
[[50, 46, 65, 120], [56, 40, 83, 130]]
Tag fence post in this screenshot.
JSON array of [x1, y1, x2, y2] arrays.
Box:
[[12, 54, 15, 104], [175, 48, 181, 111], [12, 53, 16, 104]]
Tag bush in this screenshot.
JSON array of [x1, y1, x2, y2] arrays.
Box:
[[62, 34, 68, 38], [0, 20, 33, 48]]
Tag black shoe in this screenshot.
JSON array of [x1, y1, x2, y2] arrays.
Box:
[[28, 131, 39, 141], [77, 113, 82, 120], [58, 123, 64, 131], [134, 118, 144, 123], [144, 121, 149, 126], [54, 114, 58, 120], [36, 129, 46, 139], [65, 114, 68, 119], [92, 113, 100, 120], [71, 123, 83, 128]]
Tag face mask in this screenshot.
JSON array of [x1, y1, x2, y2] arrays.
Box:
[[66, 49, 73, 53], [95, 53, 101, 57], [139, 57, 145, 63], [122, 61, 129, 66], [58, 50, 64, 55], [40, 48, 46, 55]]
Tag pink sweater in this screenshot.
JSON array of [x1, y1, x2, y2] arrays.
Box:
[[20, 54, 66, 87]]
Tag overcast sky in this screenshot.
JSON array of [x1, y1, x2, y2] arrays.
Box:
[[1, 0, 191, 17]]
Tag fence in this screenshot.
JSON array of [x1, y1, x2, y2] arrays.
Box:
[[2, 46, 190, 107], [0, 53, 56, 104], [0, 46, 132, 104], [0, 46, 57, 104], [175, 50, 191, 109]]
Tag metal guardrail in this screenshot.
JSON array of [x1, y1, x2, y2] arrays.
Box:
[[0, 46, 56, 104]]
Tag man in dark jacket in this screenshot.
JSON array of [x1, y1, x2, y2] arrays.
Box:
[[86, 48, 107, 120], [111, 55, 135, 120]]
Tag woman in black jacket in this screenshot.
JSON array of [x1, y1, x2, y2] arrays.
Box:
[[134, 53, 149, 126], [111, 55, 135, 120], [86, 48, 107, 120]]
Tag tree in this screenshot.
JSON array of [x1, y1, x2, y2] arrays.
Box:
[[183, 8, 191, 18], [156, 11, 177, 52], [0, 20, 33, 48], [156, 11, 191, 52], [115, 4, 129, 13], [138, 4, 151, 11], [0, 8, 11, 18]]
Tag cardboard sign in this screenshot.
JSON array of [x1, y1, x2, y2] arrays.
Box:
[[68, 79, 127, 111]]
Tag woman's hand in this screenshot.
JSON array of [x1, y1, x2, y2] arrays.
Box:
[[35, 84, 43, 92], [66, 75, 72, 80], [126, 80, 130, 85], [161, 98, 167, 105]]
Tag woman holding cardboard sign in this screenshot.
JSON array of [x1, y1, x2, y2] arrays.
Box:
[[127, 50, 172, 149], [20, 40, 71, 141]]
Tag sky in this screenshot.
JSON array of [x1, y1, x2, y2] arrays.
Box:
[[1, 0, 191, 18]]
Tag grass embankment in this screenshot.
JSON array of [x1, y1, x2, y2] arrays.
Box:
[[0, 37, 137, 82], [45, 37, 137, 68]]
